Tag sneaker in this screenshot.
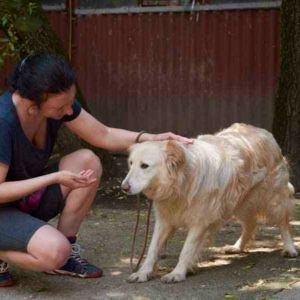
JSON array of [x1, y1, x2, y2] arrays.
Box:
[[0, 261, 15, 287], [49, 243, 103, 278]]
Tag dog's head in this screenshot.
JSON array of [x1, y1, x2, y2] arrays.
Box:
[[121, 140, 186, 197]]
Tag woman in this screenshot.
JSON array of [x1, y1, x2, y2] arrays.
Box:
[[0, 54, 192, 286]]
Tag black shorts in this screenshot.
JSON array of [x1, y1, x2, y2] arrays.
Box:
[[0, 184, 65, 252]]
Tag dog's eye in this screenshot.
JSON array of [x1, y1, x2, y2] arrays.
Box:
[[129, 161, 133, 166], [141, 163, 149, 169]]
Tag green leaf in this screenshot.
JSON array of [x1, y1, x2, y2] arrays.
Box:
[[1, 16, 8, 26], [7, 29, 15, 38], [224, 294, 236, 300], [28, 2, 39, 15], [8, 42, 15, 51]]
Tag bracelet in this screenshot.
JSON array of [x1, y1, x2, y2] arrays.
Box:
[[135, 130, 146, 143]]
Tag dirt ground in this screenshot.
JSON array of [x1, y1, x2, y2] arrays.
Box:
[[3, 156, 300, 300]]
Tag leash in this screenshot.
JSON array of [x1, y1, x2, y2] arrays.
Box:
[[130, 194, 153, 272]]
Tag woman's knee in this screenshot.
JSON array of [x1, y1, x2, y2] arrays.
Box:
[[45, 239, 71, 270], [27, 226, 71, 271], [60, 149, 102, 178], [78, 149, 102, 176]]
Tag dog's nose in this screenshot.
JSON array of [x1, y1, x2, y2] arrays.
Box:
[[121, 182, 131, 193]]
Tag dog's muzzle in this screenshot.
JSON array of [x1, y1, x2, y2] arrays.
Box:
[[121, 182, 131, 193]]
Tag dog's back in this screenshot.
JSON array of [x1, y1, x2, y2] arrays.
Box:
[[204, 123, 293, 227], [170, 123, 293, 233], [197, 123, 283, 173], [217, 123, 283, 169], [193, 123, 289, 203]]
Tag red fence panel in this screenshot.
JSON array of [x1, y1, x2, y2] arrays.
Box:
[[0, 4, 280, 136]]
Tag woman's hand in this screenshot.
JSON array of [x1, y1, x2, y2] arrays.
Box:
[[56, 169, 97, 189], [151, 132, 193, 144]]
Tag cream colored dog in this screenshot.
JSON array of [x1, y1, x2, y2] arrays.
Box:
[[122, 123, 298, 283]]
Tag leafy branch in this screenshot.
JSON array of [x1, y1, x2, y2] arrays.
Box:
[[0, 0, 42, 66]]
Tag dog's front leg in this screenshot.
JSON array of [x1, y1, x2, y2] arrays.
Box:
[[161, 226, 206, 283], [128, 220, 173, 283]]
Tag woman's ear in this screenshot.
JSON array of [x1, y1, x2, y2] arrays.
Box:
[[165, 141, 186, 176], [27, 105, 39, 116]]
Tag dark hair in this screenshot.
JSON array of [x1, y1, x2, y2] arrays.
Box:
[[10, 54, 76, 106]]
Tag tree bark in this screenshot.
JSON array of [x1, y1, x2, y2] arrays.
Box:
[[273, 0, 300, 191]]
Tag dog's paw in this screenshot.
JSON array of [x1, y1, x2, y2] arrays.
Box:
[[127, 271, 153, 283], [223, 245, 243, 254], [161, 272, 186, 284], [281, 248, 298, 258]]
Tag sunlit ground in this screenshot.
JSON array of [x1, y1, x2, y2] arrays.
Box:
[[104, 199, 300, 299]]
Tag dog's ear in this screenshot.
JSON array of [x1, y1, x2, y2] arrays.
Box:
[[165, 141, 186, 176]]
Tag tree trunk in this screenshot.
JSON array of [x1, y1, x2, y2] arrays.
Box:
[[273, 0, 300, 191]]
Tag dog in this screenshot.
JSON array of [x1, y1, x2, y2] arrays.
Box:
[[121, 123, 298, 283]]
